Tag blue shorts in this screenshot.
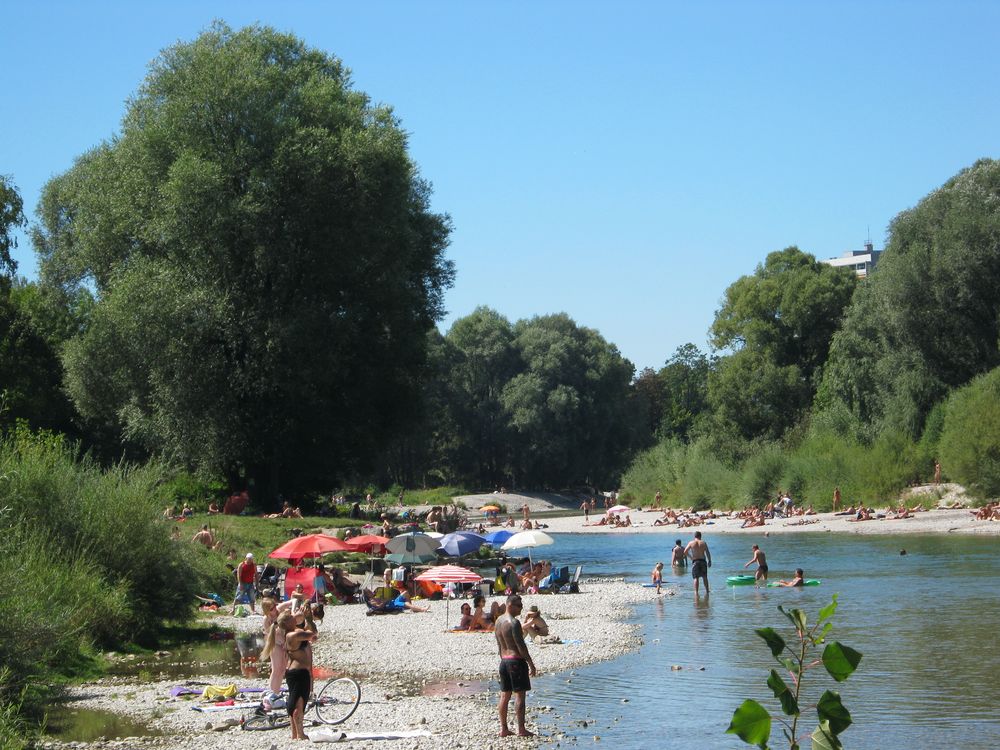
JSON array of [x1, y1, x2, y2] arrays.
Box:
[[237, 582, 256, 603]]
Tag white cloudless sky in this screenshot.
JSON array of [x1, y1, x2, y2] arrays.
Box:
[[4, 1, 999, 370]]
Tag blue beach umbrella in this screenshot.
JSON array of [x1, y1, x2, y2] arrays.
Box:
[[437, 531, 486, 558], [484, 529, 514, 548]]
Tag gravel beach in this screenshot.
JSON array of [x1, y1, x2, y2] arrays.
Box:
[[47, 483, 994, 749], [52, 579, 658, 750]]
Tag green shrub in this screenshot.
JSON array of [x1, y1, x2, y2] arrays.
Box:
[[677, 439, 738, 510], [158, 471, 225, 511], [0, 427, 216, 642], [738, 444, 786, 505], [939, 367, 1000, 498]]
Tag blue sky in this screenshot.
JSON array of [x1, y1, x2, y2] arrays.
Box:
[[4, 1, 999, 370]]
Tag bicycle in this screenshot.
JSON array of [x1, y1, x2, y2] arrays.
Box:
[[241, 676, 361, 731]]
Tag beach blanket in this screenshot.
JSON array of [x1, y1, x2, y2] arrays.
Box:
[[307, 728, 433, 743], [200, 684, 237, 701], [171, 685, 265, 697]]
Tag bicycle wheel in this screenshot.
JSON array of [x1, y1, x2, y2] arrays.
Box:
[[242, 711, 291, 731], [313, 677, 361, 725]]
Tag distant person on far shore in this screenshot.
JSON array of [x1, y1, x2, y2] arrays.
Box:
[[651, 562, 664, 594], [653, 490, 663, 509], [580, 499, 590, 522], [684, 531, 711, 594], [934, 460, 942, 485], [671, 539, 686, 568], [743, 544, 768, 587], [521, 504, 530, 523], [832, 486, 841, 512], [778, 568, 805, 587]]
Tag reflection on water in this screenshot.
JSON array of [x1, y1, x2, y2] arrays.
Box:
[[45, 706, 161, 741], [514, 532, 1000, 750], [109, 631, 265, 680]]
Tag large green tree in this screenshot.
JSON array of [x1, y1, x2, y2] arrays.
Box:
[[658, 343, 712, 440], [707, 247, 856, 441], [502, 313, 635, 487], [32, 24, 453, 501], [0, 177, 78, 433], [443, 307, 519, 486], [819, 159, 1000, 437]]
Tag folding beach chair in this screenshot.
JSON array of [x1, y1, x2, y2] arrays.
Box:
[[566, 565, 583, 593], [539, 566, 570, 593]]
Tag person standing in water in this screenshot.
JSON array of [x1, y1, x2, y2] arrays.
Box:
[[743, 544, 768, 587], [495, 594, 536, 737], [671, 539, 687, 568], [684, 531, 712, 594]]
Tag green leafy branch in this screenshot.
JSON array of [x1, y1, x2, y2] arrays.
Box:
[[727, 594, 862, 750]]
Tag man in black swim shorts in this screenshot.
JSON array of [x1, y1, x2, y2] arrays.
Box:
[[684, 530, 712, 594], [494, 594, 536, 737]]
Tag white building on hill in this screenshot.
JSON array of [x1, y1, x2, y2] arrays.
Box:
[[821, 241, 882, 278]]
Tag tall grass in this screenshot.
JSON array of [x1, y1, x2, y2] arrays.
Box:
[[0, 427, 217, 735], [621, 421, 933, 512]]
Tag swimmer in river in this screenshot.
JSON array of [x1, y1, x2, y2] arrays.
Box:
[[777, 568, 805, 587], [743, 544, 768, 587]]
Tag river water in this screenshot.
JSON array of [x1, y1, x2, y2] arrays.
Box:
[[506, 531, 1000, 749]]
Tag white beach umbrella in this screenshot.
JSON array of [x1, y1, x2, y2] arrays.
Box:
[[501, 529, 554, 565]]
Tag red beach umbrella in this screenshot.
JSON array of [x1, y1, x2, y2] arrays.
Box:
[[345, 535, 391, 553], [268, 533, 351, 562]]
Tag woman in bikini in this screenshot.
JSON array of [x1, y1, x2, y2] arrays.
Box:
[[468, 595, 494, 631], [284, 608, 318, 740], [260, 608, 294, 703]]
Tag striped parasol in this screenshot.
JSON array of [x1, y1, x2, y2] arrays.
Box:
[[414, 564, 484, 628], [414, 564, 484, 584]]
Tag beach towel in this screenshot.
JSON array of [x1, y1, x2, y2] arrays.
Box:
[[307, 728, 433, 742], [200, 684, 237, 701]]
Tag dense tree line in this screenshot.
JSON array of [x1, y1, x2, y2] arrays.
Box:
[[4, 25, 1000, 510]]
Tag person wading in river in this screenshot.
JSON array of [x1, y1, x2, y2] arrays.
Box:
[[684, 531, 712, 595]]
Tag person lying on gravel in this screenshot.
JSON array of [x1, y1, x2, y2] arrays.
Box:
[[363, 589, 429, 615]]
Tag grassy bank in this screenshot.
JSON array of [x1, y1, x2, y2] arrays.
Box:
[[0, 428, 218, 747]]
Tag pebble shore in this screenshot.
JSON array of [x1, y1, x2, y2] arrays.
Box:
[[49, 580, 662, 750]]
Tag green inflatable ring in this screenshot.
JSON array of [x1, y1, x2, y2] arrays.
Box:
[[726, 575, 757, 586]]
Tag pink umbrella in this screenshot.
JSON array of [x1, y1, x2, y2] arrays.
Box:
[[414, 564, 483, 584], [607, 504, 631, 514], [414, 565, 484, 627]]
